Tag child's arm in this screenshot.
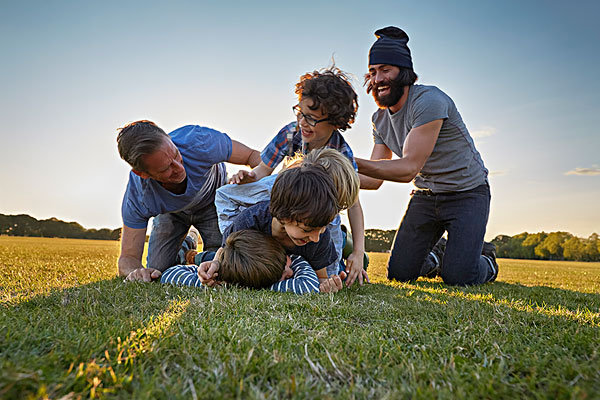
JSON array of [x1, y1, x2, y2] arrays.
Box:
[[345, 198, 370, 287], [270, 256, 320, 294], [160, 265, 204, 287]]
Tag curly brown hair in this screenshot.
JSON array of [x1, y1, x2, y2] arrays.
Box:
[[295, 67, 358, 132]]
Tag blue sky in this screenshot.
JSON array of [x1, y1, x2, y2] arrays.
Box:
[[1, 0, 598, 240]]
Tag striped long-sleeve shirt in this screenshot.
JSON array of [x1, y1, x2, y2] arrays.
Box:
[[160, 255, 320, 294]]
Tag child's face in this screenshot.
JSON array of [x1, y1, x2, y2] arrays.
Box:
[[295, 97, 337, 149], [281, 219, 327, 246]]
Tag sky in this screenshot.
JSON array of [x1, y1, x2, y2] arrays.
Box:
[[1, 0, 599, 241]]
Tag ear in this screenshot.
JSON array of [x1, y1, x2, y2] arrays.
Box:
[[132, 169, 149, 179]]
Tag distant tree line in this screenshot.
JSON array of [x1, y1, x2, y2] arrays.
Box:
[[365, 228, 600, 261], [365, 229, 396, 253], [0, 214, 121, 241], [491, 232, 600, 261]]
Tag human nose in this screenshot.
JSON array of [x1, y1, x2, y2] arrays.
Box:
[[297, 113, 310, 128], [373, 70, 384, 83], [173, 159, 185, 174], [308, 230, 321, 243]]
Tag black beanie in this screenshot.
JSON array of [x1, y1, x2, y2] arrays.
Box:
[[368, 26, 413, 70]]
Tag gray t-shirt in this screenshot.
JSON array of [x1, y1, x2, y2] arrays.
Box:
[[372, 84, 488, 193]]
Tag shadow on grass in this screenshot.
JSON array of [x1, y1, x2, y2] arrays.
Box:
[[2, 276, 599, 398], [0, 277, 185, 397], [367, 278, 600, 327]]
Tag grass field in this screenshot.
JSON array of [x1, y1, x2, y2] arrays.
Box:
[[1, 236, 599, 399]]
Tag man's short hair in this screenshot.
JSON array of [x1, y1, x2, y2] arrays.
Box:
[[302, 148, 359, 210], [270, 164, 340, 228], [117, 120, 170, 172], [217, 230, 287, 289], [295, 66, 358, 132]]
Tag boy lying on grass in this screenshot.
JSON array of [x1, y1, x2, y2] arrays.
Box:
[[161, 229, 330, 294]]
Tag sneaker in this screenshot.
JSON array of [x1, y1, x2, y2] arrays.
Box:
[[482, 242, 499, 282], [188, 226, 200, 247], [424, 237, 446, 278]]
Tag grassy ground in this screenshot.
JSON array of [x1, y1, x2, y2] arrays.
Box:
[[1, 236, 599, 399]]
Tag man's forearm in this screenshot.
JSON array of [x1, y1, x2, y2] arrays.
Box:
[[248, 150, 262, 168], [356, 157, 418, 183]]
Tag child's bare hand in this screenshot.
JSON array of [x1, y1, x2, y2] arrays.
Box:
[[229, 170, 256, 185], [319, 271, 347, 293], [198, 260, 220, 287], [345, 252, 370, 287]]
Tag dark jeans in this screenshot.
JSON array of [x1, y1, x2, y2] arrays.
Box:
[[146, 202, 223, 271], [388, 183, 494, 286]]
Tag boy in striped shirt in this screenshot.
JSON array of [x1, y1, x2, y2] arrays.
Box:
[[161, 230, 323, 294]]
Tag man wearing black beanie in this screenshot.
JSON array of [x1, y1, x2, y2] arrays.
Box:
[[356, 27, 499, 286]]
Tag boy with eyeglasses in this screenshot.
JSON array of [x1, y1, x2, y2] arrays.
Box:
[[229, 67, 368, 286]]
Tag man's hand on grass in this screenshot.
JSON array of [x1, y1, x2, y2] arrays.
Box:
[[124, 267, 161, 283]]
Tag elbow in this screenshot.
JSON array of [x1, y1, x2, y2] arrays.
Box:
[[401, 164, 421, 183], [361, 179, 384, 190]]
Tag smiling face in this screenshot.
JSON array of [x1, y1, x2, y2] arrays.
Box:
[[295, 97, 337, 150], [280, 219, 327, 247], [368, 64, 405, 109], [135, 139, 186, 184]]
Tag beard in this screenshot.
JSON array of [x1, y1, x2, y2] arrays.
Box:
[[371, 74, 405, 108]]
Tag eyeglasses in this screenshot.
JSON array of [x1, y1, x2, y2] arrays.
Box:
[[292, 105, 330, 127]]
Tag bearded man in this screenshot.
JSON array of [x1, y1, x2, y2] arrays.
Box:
[[356, 27, 498, 286]]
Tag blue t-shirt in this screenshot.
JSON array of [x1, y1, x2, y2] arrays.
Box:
[[121, 125, 233, 229], [222, 201, 337, 272]]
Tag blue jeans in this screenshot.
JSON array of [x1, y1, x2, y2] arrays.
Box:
[[388, 183, 494, 286], [147, 202, 223, 271]]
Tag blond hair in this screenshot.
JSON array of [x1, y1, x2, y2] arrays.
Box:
[[302, 148, 359, 210]]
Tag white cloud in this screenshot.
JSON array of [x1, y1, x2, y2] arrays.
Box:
[[489, 170, 508, 177], [565, 165, 600, 176], [472, 126, 497, 138]]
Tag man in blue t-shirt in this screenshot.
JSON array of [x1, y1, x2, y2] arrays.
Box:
[[355, 27, 499, 286], [117, 120, 260, 282]]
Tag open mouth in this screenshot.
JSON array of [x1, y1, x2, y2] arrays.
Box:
[[376, 85, 390, 96], [301, 128, 313, 137], [294, 238, 308, 245]]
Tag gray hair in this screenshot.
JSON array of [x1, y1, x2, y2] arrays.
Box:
[[117, 120, 170, 172]]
